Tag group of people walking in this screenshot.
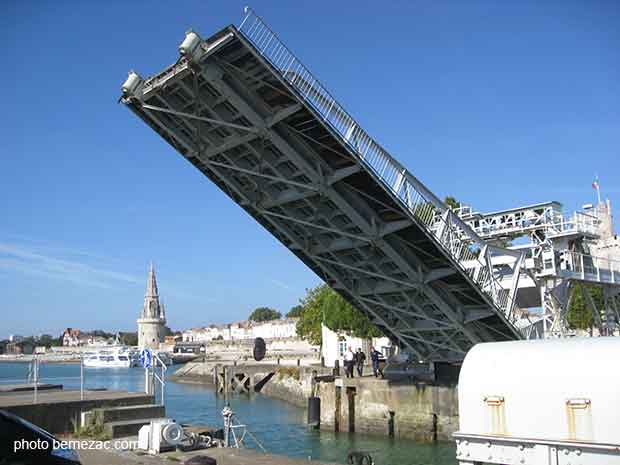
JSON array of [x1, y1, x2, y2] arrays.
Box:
[[343, 346, 383, 378]]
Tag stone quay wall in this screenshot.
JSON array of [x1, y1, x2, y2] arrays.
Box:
[[171, 362, 459, 442], [316, 379, 458, 442]]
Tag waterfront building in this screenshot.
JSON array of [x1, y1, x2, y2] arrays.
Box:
[[229, 321, 252, 340], [182, 326, 223, 342], [252, 318, 298, 339], [164, 335, 182, 344], [181, 318, 300, 343], [62, 328, 82, 346], [320, 324, 392, 368], [137, 264, 166, 350], [5, 340, 34, 355]]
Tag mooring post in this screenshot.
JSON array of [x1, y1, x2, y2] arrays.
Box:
[[248, 373, 254, 394], [223, 366, 230, 397], [214, 364, 220, 390]]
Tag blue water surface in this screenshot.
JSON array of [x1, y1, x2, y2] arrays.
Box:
[[0, 362, 455, 465]]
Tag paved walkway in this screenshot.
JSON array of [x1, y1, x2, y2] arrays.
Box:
[[0, 389, 150, 408], [79, 447, 332, 465]]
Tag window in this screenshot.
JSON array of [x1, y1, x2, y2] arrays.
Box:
[[338, 340, 347, 357]]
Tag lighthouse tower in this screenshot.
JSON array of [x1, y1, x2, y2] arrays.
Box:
[[137, 263, 166, 349]]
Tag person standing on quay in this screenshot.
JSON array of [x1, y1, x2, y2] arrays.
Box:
[[370, 347, 382, 378], [344, 347, 355, 378], [355, 348, 366, 377]]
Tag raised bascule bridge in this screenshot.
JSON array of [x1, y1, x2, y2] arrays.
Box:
[[121, 8, 620, 364]]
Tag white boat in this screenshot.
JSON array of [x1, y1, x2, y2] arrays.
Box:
[[83, 347, 134, 368]]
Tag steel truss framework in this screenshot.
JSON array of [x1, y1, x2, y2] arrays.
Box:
[[121, 10, 528, 362], [457, 200, 620, 336]]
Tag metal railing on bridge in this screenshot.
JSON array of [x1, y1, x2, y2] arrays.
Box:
[[238, 7, 522, 324], [560, 251, 620, 284]]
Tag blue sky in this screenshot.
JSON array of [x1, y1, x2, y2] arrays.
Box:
[[1, 1, 618, 339]]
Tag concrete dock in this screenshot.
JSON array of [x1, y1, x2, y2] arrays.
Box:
[[0, 387, 154, 433], [78, 446, 328, 465], [0, 382, 63, 393]]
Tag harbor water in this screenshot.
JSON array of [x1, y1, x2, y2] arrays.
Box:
[[0, 362, 456, 464]]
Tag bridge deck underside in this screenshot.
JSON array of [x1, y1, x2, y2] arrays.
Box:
[[125, 27, 519, 361]]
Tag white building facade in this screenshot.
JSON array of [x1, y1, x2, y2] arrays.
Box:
[[182, 318, 299, 343], [320, 324, 392, 368]]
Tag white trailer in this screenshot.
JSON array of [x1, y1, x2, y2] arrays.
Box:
[[454, 338, 620, 464]]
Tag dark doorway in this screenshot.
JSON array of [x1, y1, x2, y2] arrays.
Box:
[[335, 386, 341, 432], [346, 386, 356, 432]]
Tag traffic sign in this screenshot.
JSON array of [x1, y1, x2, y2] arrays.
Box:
[[139, 348, 152, 369]]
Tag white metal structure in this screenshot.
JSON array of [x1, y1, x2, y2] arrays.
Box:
[[455, 338, 620, 464], [455, 200, 620, 337]]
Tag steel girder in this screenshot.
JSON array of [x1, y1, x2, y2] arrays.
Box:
[[121, 26, 521, 361]]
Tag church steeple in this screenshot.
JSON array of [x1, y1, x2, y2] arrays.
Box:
[[141, 263, 164, 320], [145, 262, 159, 299], [137, 263, 167, 349]]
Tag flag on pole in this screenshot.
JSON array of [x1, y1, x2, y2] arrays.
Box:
[[592, 176, 601, 204]]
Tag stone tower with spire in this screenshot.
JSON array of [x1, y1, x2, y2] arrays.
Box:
[[137, 263, 166, 349]]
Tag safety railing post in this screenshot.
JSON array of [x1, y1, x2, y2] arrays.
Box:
[[80, 354, 84, 400], [161, 362, 165, 407], [33, 356, 38, 404], [144, 365, 150, 395]]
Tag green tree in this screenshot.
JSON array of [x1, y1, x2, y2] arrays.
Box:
[[444, 196, 461, 211], [566, 283, 603, 331], [249, 307, 282, 322], [286, 305, 304, 318], [37, 334, 61, 347], [119, 332, 138, 346], [296, 284, 383, 345], [91, 330, 115, 339]]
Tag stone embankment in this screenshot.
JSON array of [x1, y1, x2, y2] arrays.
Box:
[[170, 361, 218, 385], [170, 362, 329, 407], [171, 361, 459, 443], [316, 378, 458, 442]]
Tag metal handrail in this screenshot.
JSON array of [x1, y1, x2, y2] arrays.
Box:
[[560, 250, 619, 285], [28, 355, 39, 403], [238, 7, 522, 324], [152, 353, 167, 406], [467, 216, 599, 239]]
